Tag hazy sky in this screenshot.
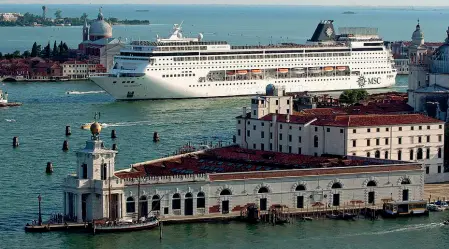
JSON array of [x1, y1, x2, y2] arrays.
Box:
[[2, 0, 449, 6]]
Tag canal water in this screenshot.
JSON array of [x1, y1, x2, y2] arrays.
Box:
[[2, 77, 449, 248]]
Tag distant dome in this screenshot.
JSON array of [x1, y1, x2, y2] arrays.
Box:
[[266, 84, 275, 96], [89, 8, 112, 40], [430, 44, 449, 74], [411, 23, 424, 46]]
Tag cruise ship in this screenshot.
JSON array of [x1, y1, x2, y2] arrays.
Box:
[[90, 20, 397, 100]]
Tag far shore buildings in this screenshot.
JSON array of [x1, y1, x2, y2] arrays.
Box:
[[78, 8, 125, 71], [63, 123, 423, 222]]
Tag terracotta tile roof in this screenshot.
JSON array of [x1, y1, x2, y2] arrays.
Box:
[[266, 113, 442, 127], [114, 146, 417, 179]]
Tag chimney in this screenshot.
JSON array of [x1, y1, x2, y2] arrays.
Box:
[[286, 114, 290, 123]]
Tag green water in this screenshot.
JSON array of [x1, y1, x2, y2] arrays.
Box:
[[2, 77, 448, 249]]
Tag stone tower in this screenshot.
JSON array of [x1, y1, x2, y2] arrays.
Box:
[[63, 122, 124, 223], [83, 18, 89, 41], [408, 21, 429, 109]]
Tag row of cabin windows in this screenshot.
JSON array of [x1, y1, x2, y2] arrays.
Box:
[[352, 125, 442, 133], [360, 148, 442, 160]]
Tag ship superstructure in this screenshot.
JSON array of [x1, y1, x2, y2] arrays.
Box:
[[90, 20, 397, 100]]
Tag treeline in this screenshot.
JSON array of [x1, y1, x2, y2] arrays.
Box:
[[0, 41, 70, 60]]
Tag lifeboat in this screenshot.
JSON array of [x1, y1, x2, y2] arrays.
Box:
[[308, 67, 321, 74], [336, 66, 347, 71], [226, 71, 236, 76], [251, 69, 262, 74], [277, 68, 289, 73], [292, 68, 306, 74], [323, 67, 334, 72], [236, 70, 248, 75]]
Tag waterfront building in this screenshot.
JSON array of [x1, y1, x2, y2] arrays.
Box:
[[0, 13, 22, 22], [236, 88, 447, 183], [407, 23, 449, 121], [63, 123, 423, 222], [62, 61, 89, 80], [78, 8, 125, 70]]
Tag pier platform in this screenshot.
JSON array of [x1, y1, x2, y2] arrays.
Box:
[[24, 222, 90, 232]]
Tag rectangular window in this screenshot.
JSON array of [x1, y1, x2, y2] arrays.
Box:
[[385, 138, 389, 145], [238, 120, 241, 124], [398, 150, 402, 160], [327, 128, 330, 132], [399, 127, 402, 131], [289, 135, 292, 142], [411, 126, 414, 130], [427, 126, 430, 130], [297, 196, 304, 208], [270, 143, 273, 151], [367, 139, 371, 146], [376, 139, 379, 146], [386, 128, 389, 132], [418, 136, 422, 143], [238, 129, 241, 136], [438, 135, 442, 142], [410, 149, 414, 160], [289, 146, 292, 153], [261, 131, 265, 138], [419, 126, 422, 130], [253, 125, 256, 131], [353, 129, 356, 133], [279, 145, 282, 152], [367, 128, 371, 133], [253, 110, 256, 116], [438, 148, 442, 158], [279, 134, 283, 140], [438, 166, 442, 173], [439, 125, 442, 129], [247, 130, 250, 137], [353, 140, 356, 147], [261, 143, 265, 151], [275, 100, 279, 105], [280, 124, 283, 129], [270, 132, 273, 139], [398, 137, 402, 144], [253, 144, 256, 149], [315, 127, 318, 132], [426, 148, 430, 159], [376, 128, 380, 132], [298, 147, 302, 154], [426, 166, 429, 174], [427, 136, 430, 142], [298, 136, 302, 143]]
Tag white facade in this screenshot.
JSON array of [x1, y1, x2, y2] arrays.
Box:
[[236, 94, 447, 183], [62, 62, 90, 79], [63, 132, 424, 221]]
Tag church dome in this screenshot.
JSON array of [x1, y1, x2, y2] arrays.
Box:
[[411, 23, 424, 46], [89, 9, 112, 39]]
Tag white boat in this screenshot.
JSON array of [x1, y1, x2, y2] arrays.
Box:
[[292, 68, 306, 74], [90, 20, 396, 100], [93, 216, 159, 234]]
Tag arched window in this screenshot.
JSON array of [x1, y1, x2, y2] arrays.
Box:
[[417, 148, 423, 160], [314, 135, 319, 148], [172, 193, 181, 210], [185, 192, 193, 198], [126, 197, 135, 213], [401, 178, 411, 185], [384, 151, 389, 159], [410, 149, 414, 160], [375, 150, 380, 158], [197, 192, 205, 208], [258, 187, 269, 193], [139, 196, 148, 217], [367, 152, 371, 157], [220, 189, 232, 196], [295, 184, 306, 191], [140, 196, 147, 201], [398, 150, 402, 160], [151, 195, 160, 211], [331, 182, 342, 189], [367, 180, 377, 187]]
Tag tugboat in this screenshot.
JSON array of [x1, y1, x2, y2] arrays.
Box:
[[0, 90, 22, 107]]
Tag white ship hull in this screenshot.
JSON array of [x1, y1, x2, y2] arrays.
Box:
[[91, 74, 396, 100]]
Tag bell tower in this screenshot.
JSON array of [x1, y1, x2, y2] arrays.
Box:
[[408, 21, 429, 109], [82, 18, 89, 41], [76, 122, 116, 181]]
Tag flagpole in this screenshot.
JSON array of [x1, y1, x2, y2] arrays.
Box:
[[38, 194, 42, 226]]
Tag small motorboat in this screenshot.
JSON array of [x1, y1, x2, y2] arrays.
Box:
[[81, 122, 103, 130], [93, 216, 159, 234], [443, 220, 449, 225]]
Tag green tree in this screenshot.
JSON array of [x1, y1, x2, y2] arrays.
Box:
[[43, 42, 51, 58], [54, 10, 62, 19], [0, 52, 3, 58], [12, 50, 21, 58], [81, 13, 88, 21], [22, 50, 31, 58], [62, 42, 68, 52], [31, 42, 38, 57], [52, 41, 58, 57], [339, 89, 368, 105]]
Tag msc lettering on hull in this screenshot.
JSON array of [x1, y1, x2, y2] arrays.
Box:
[[357, 76, 382, 88]]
